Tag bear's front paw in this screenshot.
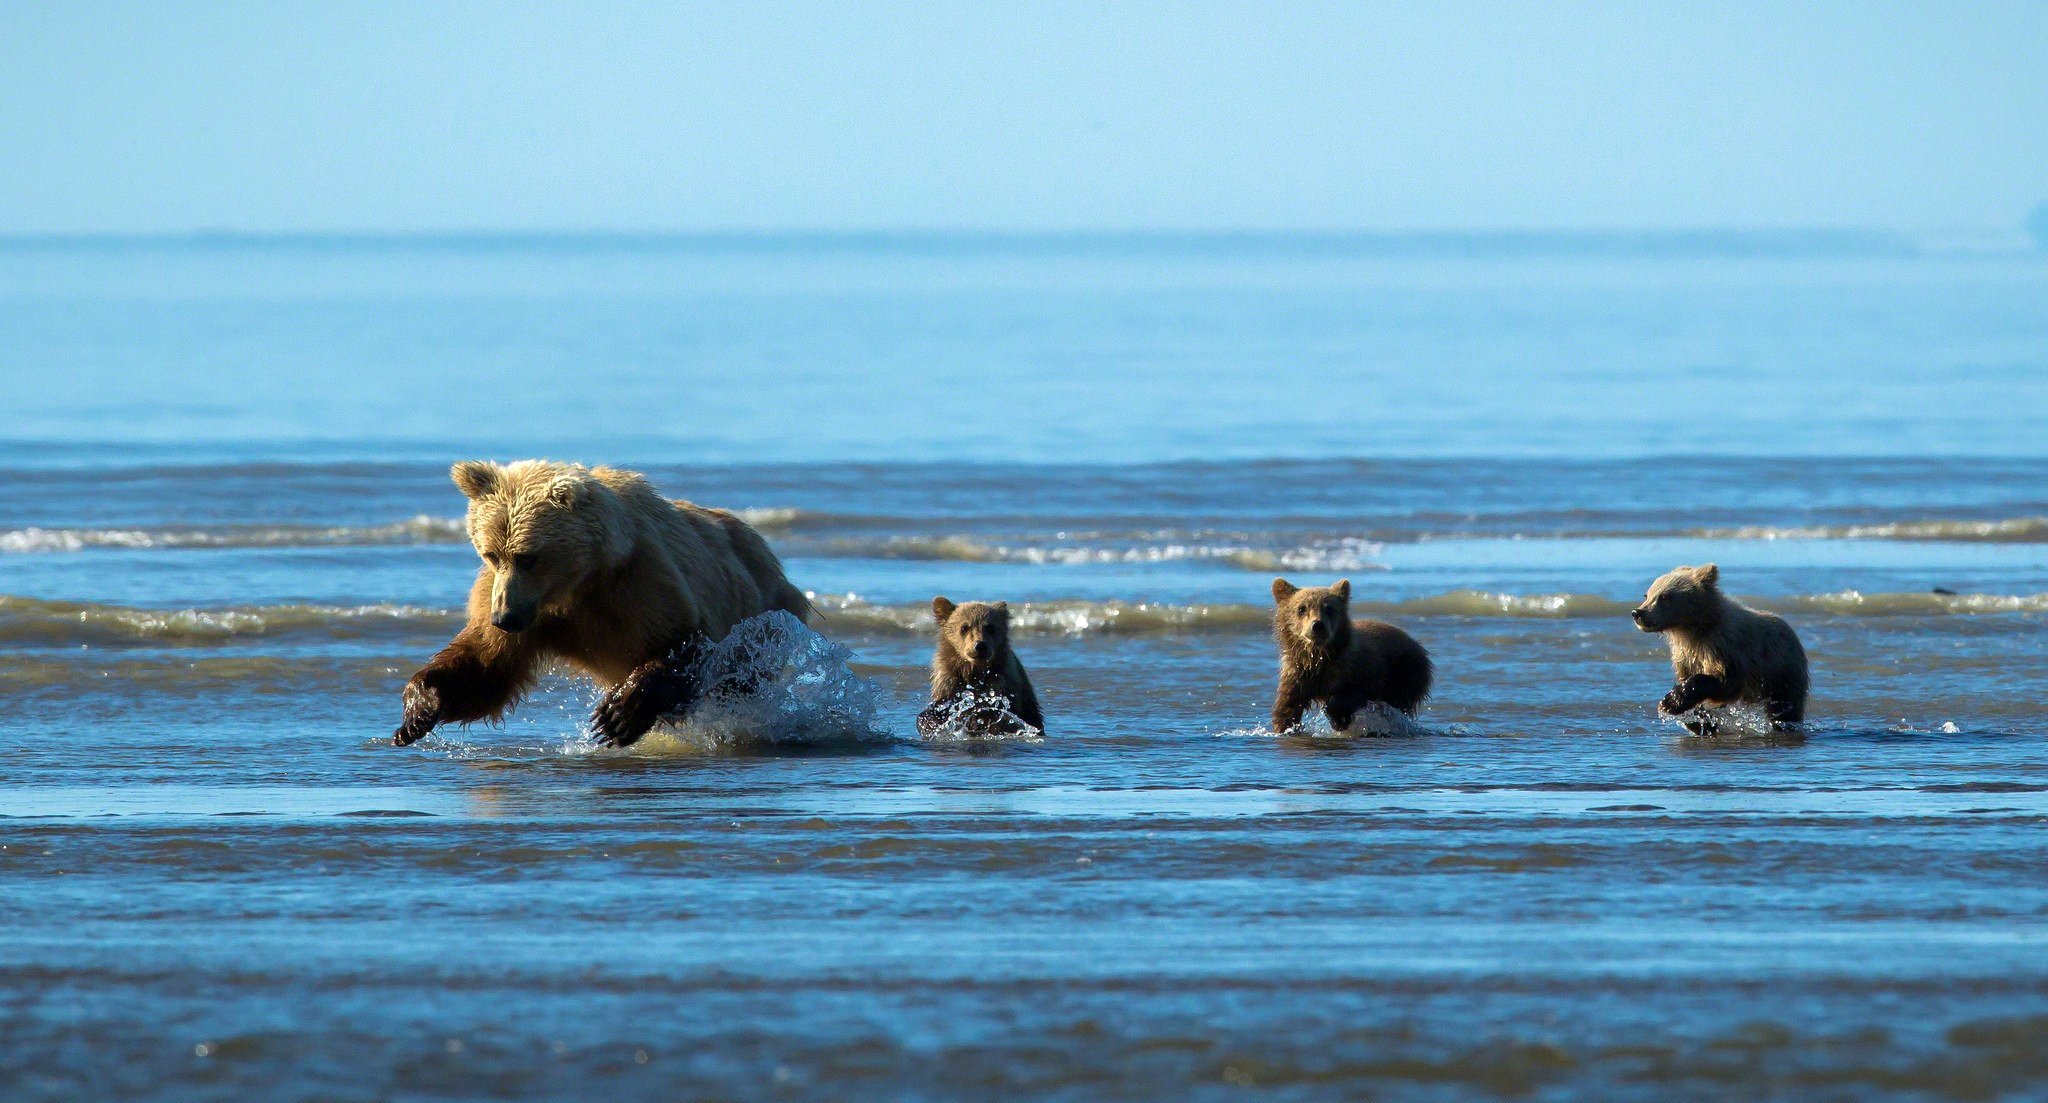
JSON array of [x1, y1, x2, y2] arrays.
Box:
[[393, 677, 443, 746], [1658, 688, 1693, 716], [589, 676, 655, 749]]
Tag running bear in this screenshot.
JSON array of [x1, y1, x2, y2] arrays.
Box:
[[392, 460, 812, 748], [916, 597, 1044, 737], [1270, 578, 1433, 731], [1632, 563, 1808, 733]]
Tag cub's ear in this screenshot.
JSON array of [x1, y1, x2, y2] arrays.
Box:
[[1332, 579, 1351, 600], [1696, 563, 1720, 586], [1271, 578, 1298, 603], [931, 596, 956, 622], [450, 461, 500, 499], [992, 601, 1009, 613]]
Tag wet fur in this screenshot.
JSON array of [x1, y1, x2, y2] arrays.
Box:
[[1633, 563, 1808, 733], [916, 597, 1044, 737], [1270, 578, 1433, 732], [395, 460, 811, 747]]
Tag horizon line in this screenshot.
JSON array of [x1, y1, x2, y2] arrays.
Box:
[[3, 224, 2037, 257]]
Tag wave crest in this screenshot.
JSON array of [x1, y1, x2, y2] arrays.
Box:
[[5, 586, 2044, 649], [0, 517, 468, 553], [1687, 517, 2048, 543], [0, 595, 458, 645], [800, 534, 1386, 572]]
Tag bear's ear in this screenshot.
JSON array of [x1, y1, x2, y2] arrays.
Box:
[[992, 601, 1009, 615], [931, 596, 956, 622], [1696, 563, 1719, 587], [1332, 579, 1351, 600], [1272, 578, 1298, 603], [547, 478, 585, 509], [450, 461, 499, 500]]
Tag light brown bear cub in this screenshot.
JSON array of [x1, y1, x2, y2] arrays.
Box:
[[1632, 563, 1807, 733], [915, 597, 1044, 737], [1270, 578, 1432, 732], [393, 460, 811, 748]]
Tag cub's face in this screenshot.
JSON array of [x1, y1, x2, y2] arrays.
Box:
[[452, 460, 605, 633], [1632, 563, 1719, 633], [1272, 577, 1352, 652], [931, 597, 1010, 672]]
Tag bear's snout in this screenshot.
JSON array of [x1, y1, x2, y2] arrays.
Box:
[[492, 608, 534, 633], [1631, 607, 1654, 631], [971, 640, 992, 662]]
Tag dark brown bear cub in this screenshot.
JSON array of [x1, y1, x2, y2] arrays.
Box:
[[1632, 563, 1808, 734], [916, 597, 1044, 737], [1270, 578, 1432, 732]]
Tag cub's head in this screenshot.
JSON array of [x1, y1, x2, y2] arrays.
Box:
[[452, 460, 623, 633], [1272, 577, 1352, 654], [931, 596, 1011, 673], [1632, 563, 1720, 633]]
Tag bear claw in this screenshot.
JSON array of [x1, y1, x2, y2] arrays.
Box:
[[587, 691, 649, 748], [393, 681, 442, 746]]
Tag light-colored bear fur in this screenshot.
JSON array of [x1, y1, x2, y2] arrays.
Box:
[[393, 460, 810, 745], [1632, 563, 1808, 730]]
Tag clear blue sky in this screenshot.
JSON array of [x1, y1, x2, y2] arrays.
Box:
[[3, 0, 2044, 235]]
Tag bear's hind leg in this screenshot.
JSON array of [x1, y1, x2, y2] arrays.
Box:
[[1766, 693, 1805, 730]]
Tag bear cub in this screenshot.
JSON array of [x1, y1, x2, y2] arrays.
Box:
[[1270, 578, 1433, 732], [1632, 563, 1808, 733], [916, 597, 1044, 737]]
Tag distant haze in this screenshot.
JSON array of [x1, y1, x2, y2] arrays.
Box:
[[2, 1, 2045, 235]]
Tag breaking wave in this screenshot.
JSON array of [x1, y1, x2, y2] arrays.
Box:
[[1681, 517, 2048, 544], [0, 508, 810, 554], [9, 587, 2048, 649], [797, 534, 1386, 572], [11, 509, 2046, 560], [0, 516, 469, 552], [0, 595, 458, 645], [816, 589, 2048, 635]]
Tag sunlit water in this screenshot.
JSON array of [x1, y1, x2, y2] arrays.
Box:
[[3, 237, 2048, 1101]]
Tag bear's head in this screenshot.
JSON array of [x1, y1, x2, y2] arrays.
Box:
[[451, 460, 627, 633], [1272, 577, 1353, 655], [1632, 563, 1720, 633], [931, 596, 1011, 674]]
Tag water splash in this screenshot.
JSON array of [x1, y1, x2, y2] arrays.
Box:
[[614, 611, 890, 753], [1666, 702, 1789, 739], [1222, 703, 1436, 739], [916, 687, 1044, 743]]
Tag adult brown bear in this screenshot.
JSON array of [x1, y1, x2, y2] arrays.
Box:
[[392, 460, 811, 748]]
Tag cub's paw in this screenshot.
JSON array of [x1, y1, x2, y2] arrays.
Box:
[[1658, 688, 1693, 717], [393, 678, 443, 746]]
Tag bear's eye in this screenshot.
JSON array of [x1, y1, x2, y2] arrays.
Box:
[[512, 553, 538, 571]]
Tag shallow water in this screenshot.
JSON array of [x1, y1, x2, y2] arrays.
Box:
[[4, 238, 2048, 1100]]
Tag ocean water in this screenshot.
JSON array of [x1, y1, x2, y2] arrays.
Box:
[[4, 236, 2048, 1101]]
